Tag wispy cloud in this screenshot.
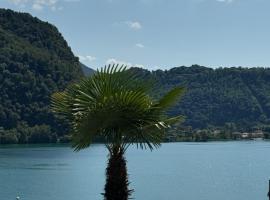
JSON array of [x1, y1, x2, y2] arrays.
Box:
[[78, 55, 97, 62], [8, 0, 28, 7], [134, 64, 145, 68], [216, 0, 234, 3], [7, 0, 77, 11], [135, 43, 145, 48], [63, 0, 80, 2], [106, 58, 132, 66], [8, 0, 27, 5], [106, 58, 144, 68], [112, 21, 143, 31], [126, 21, 142, 30]]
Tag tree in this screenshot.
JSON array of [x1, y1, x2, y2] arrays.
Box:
[[51, 64, 184, 200], [0, 8, 83, 143]]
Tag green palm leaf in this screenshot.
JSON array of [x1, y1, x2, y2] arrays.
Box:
[[156, 86, 185, 110], [51, 64, 185, 151]]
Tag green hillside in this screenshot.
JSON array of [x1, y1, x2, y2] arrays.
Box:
[[0, 9, 83, 144], [132, 65, 270, 132], [1, 8, 270, 144]]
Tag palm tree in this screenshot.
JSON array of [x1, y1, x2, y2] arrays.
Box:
[[51, 64, 184, 200]]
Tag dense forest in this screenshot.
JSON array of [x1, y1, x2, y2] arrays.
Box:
[[1, 9, 270, 144], [132, 66, 270, 133], [0, 9, 83, 144]]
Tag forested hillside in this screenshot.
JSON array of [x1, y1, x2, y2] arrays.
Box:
[[0, 9, 83, 144], [132, 66, 270, 132], [1, 8, 270, 144]]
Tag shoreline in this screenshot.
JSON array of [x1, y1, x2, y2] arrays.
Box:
[[0, 139, 269, 148]]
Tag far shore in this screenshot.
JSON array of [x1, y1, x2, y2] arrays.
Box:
[[1, 139, 269, 148]]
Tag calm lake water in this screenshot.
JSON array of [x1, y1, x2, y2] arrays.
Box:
[[1, 141, 270, 200]]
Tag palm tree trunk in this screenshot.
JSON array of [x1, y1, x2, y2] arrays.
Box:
[[103, 146, 133, 200]]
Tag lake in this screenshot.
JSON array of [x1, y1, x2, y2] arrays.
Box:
[[1, 141, 270, 200]]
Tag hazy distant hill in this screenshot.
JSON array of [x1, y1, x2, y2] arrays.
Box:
[[0, 9, 83, 143], [80, 62, 95, 76]]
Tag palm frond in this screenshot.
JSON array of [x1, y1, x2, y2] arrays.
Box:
[[51, 64, 185, 151], [156, 86, 185, 110]]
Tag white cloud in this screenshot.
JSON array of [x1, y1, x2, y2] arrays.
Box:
[[106, 58, 132, 66], [78, 55, 97, 62], [34, 0, 59, 11], [134, 64, 145, 68], [7, 0, 77, 10], [8, 0, 28, 5], [106, 58, 145, 69], [106, 58, 117, 65], [32, 2, 43, 10], [8, 0, 28, 7], [126, 21, 142, 30], [216, 0, 233, 3], [135, 43, 145, 48]]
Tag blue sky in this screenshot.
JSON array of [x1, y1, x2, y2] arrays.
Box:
[[1, 0, 270, 70]]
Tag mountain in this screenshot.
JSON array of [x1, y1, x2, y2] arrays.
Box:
[[131, 65, 270, 132], [0, 9, 83, 144], [80, 62, 95, 76], [78, 64, 270, 132], [1, 8, 270, 144]]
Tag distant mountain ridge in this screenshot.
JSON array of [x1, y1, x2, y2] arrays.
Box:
[[80, 62, 95, 76]]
